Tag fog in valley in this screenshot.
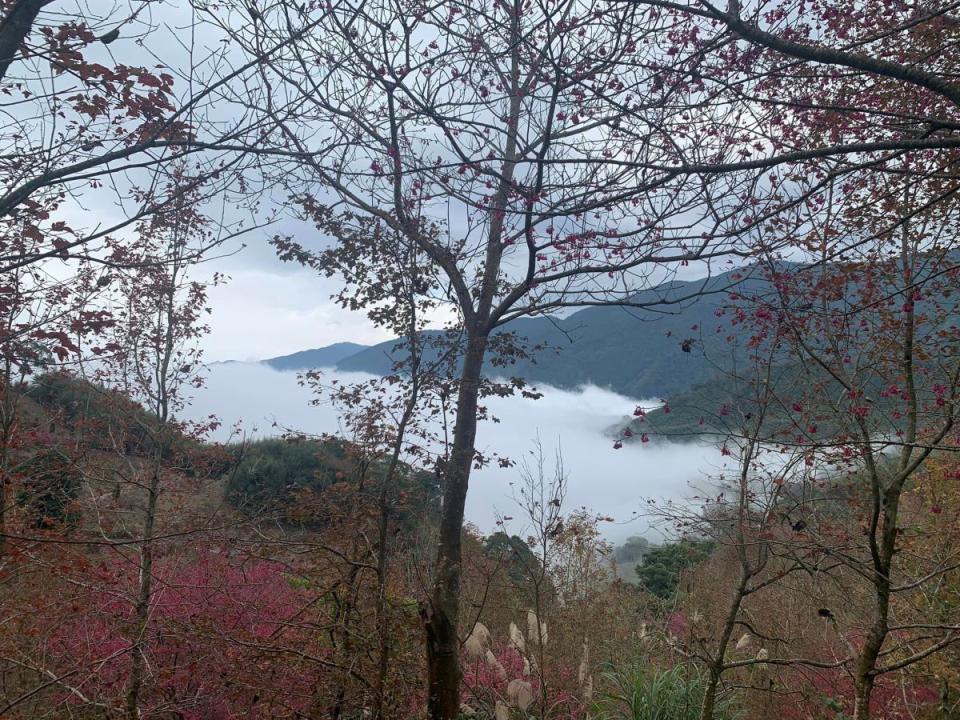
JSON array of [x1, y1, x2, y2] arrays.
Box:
[[188, 361, 728, 542]]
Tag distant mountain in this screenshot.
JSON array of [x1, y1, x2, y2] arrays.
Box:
[[331, 265, 772, 398], [263, 342, 370, 371], [245, 254, 959, 442]]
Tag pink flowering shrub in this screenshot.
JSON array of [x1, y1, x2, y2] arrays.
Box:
[[48, 550, 318, 718]]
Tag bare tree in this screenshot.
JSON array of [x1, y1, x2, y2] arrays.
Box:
[[205, 1, 760, 713], [0, 1, 284, 275], [626, 0, 960, 253], [91, 173, 223, 719]]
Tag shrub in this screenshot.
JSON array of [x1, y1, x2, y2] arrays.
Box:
[[48, 553, 317, 719], [226, 437, 441, 525], [30, 372, 154, 453], [226, 437, 346, 510], [15, 447, 82, 527], [635, 540, 714, 600]]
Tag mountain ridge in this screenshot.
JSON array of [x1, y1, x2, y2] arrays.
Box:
[[252, 265, 770, 398], [262, 342, 371, 372]]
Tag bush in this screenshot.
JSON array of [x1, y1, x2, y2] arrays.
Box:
[[484, 531, 542, 584], [635, 540, 715, 599], [229, 438, 333, 500], [15, 448, 82, 528], [30, 372, 154, 453], [226, 437, 441, 525]]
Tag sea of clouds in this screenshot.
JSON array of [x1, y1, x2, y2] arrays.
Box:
[[186, 362, 731, 542]]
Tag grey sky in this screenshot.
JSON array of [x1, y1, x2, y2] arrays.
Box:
[[23, 2, 750, 364]]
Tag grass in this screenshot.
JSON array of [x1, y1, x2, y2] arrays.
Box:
[[593, 663, 735, 720]]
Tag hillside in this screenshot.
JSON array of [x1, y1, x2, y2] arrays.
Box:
[[256, 265, 775, 398], [260, 256, 960, 445], [263, 342, 370, 371]]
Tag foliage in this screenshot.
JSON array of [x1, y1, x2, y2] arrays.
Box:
[[614, 537, 651, 566], [227, 437, 349, 507], [14, 447, 82, 528], [484, 532, 542, 586], [613, 537, 651, 583], [227, 437, 441, 526], [635, 540, 715, 600], [47, 553, 318, 719], [461, 637, 586, 719], [756, 662, 939, 720], [594, 663, 734, 720], [27, 372, 219, 475], [29, 371, 154, 452]]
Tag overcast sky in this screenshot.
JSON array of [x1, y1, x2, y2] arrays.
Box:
[[30, 2, 743, 365], [202, 264, 394, 361], [33, 1, 740, 538]]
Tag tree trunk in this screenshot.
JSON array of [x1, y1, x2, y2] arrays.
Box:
[[125, 458, 161, 720], [0, 0, 50, 84], [424, 332, 487, 720], [851, 206, 914, 720], [853, 672, 876, 720], [700, 669, 722, 720], [852, 545, 893, 720], [0, 469, 7, 555], [373, 492, 391, 720], [0, 376, 16, 556], [699, 569, 749, 720], [0, 446, 8, 555]]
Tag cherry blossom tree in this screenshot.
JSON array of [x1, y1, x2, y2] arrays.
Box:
[[719, 164, 960, 718], [206, 1, 759, 713]]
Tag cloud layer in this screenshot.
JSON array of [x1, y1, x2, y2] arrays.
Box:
[[187, 362, 728, 541]]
